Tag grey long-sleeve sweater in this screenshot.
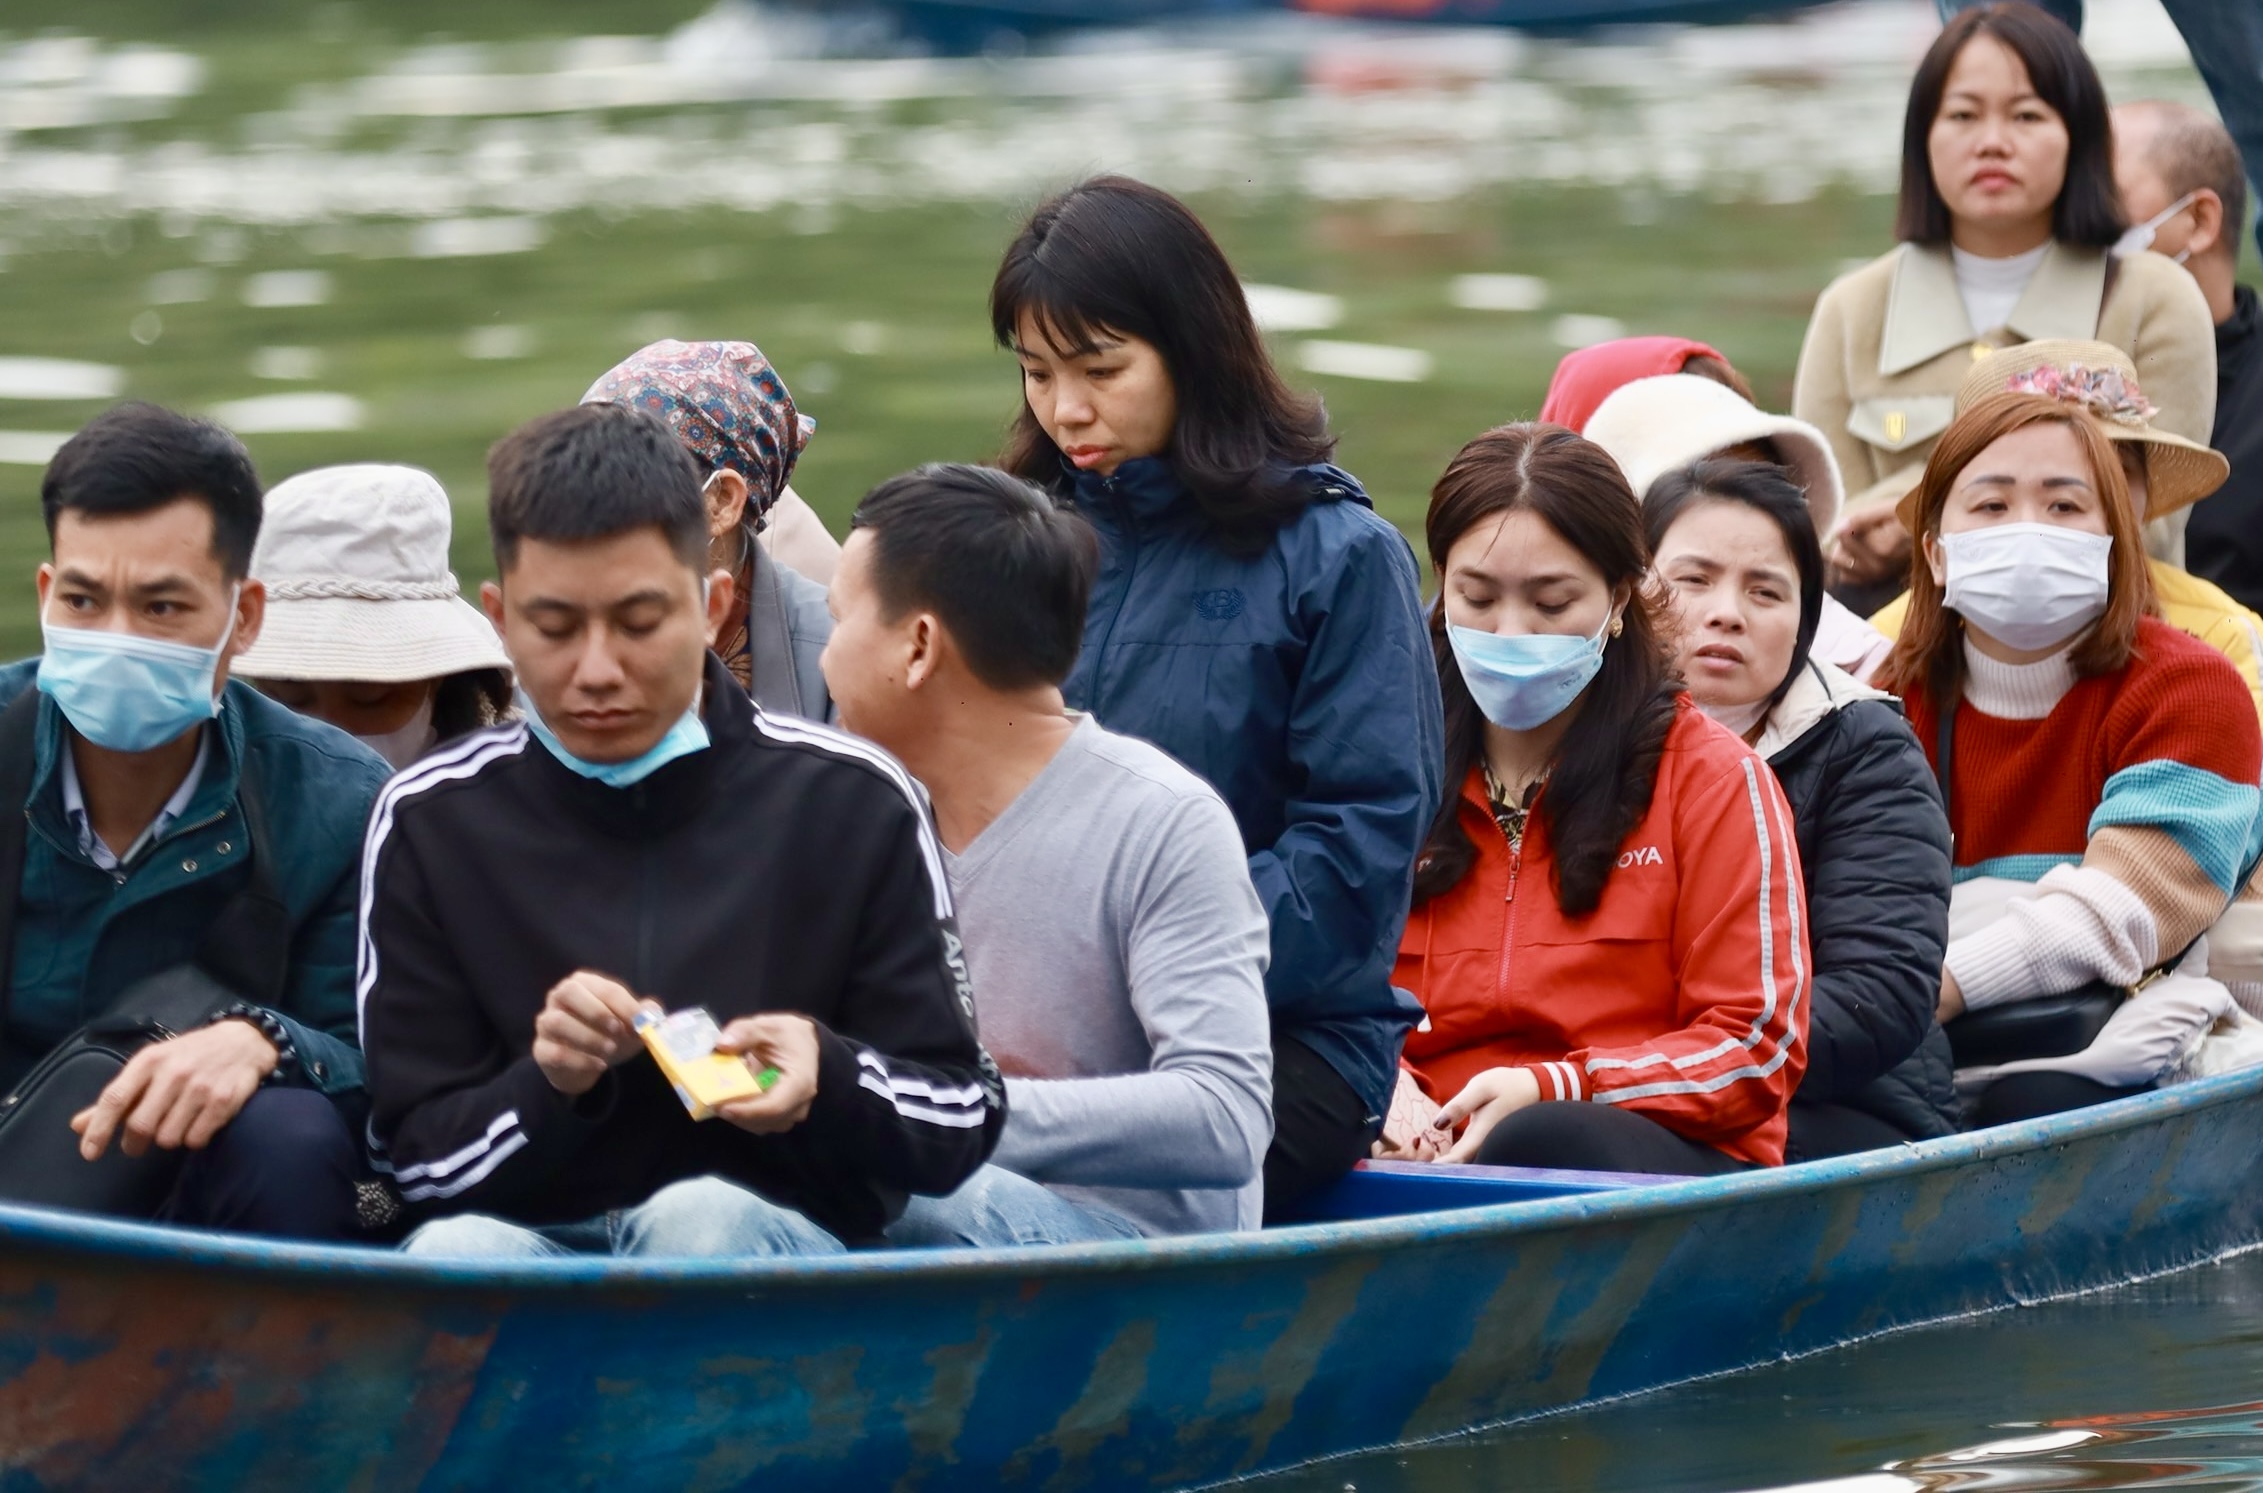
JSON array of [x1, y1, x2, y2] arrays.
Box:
[[945, 715, 1274, 1235]]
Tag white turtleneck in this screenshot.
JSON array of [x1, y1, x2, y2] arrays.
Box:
[[1697, 696, 1771, 739], [1960, 634, 2078, 719], [1951, 241, 2049, 334]]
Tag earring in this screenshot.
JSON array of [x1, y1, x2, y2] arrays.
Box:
[[1609, 614, 1624, 638]]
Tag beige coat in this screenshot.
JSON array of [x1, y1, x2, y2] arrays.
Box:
[[1793, 242, 2216, 559]]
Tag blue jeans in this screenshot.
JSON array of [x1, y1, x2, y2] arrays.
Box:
[[401, 1175, 845, 1259], [885, 1164, 1146, 1249], [1938, 0, 2263, 261]]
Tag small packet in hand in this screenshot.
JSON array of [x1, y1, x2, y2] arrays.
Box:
[[633, 1006, 780, 1121]]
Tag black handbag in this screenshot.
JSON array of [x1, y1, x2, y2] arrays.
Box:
[[1930, 699, 2221, 1070], [0, 691, 289, 1217]]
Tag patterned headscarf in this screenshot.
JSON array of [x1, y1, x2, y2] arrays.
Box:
[[582, 340, 815, 522]]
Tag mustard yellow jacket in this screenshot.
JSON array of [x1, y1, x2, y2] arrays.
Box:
[[1793, 242, 2217, 535]]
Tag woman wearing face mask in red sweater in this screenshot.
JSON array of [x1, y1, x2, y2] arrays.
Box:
[[1389, 424, 1811, 1175]]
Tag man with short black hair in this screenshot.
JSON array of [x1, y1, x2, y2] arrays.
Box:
[[0, 402, 390, 1237], [2117, 101, 2263, 614], [823, 464, 1272, 1247], [361, 404, 1001, 1258]]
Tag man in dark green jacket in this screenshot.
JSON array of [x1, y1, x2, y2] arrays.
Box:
[[1, 403, 389, 1238]]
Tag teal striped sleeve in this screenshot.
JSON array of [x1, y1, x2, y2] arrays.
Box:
[[2088, 760, 2263, 895]]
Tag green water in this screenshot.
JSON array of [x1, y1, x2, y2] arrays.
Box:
[[1250, 1247, 2263, 1492]]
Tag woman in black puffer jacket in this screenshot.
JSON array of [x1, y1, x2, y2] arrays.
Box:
[[1644, 459, 1957, 1157]]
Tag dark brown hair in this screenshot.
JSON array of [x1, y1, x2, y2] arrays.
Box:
[[991, 176, 1335, 553], [1876, 389, 2155, 708], [1894, 3, 2125, 248], [1642, 459, 1826, 719], [1415, 423, 1680, 917], [433, 667, 514, 742]]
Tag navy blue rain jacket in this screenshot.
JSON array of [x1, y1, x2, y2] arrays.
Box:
[[1060, 458, 1444, 1123]]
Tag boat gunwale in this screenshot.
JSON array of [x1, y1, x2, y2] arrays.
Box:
[[4, 1064, 2257, 1294]]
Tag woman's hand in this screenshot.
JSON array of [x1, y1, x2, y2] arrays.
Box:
[[1429, 1066, 1545, 1164], [1828, 507, 1913, 591], [1937, 968, 1966, 1025]]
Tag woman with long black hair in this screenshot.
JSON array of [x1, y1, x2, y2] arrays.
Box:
[[990, 176, 1443, 1216], [1391, 425, 1808, 1175]]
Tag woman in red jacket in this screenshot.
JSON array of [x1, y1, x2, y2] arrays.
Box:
[[1393, 424, 1812, 1173]]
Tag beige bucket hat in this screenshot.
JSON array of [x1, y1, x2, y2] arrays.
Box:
[[234, 464, 510, 683], [1583, 374, 1847, 537], [1894, 339, 2229, 533]]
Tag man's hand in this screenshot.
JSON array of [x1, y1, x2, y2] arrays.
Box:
[[1827, 506, 1913, 590], [713, 1014, 820, 1135], [70, 1020, 278, 1161], [532, 970, 654, 1097], [1938, 967, 1967, 1025], [1431, 1066, 1545, 1164]]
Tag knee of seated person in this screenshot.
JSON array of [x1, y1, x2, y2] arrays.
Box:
[[631, 1176, 836, 1258], [403, 1213, 548, 1258], [207, 1087, 354, 1167], [1471, 1104, 1589, 1168]]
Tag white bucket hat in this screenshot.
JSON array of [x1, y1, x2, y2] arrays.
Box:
[[1583, 374, 1847, 537], [234, 464, 510, 684]]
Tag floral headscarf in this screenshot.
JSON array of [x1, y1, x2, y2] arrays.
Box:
[[582, 340, 815, 523]]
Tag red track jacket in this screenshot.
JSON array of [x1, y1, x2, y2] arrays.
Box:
[[1396, 702, 1811, 1166]]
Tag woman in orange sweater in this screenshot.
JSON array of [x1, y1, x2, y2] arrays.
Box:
[[1394, 424, 1811, 1174]]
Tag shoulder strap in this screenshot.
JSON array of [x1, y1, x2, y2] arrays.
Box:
[[0, 690, 46, 1040], [743, 542, 804, 718]]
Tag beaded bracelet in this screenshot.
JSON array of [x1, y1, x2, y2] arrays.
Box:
[[209, 1002, 298, 1086]]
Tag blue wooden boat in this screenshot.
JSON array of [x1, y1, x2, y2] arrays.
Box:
[[878, 0, 1826, 51], [3, 1067, 2260, 1489]]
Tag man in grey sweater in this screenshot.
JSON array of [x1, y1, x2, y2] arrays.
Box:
[[821, 464, 1273, 1243]]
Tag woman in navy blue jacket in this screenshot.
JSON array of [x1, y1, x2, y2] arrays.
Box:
[[990, 176, 1445, 1215]]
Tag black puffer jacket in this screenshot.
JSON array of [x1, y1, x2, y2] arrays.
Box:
[[1759, 660, 1958, 1151]]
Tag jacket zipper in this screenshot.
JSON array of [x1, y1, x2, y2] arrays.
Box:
[[631, 784, 656, 991], [1491, 802, 1527, 1008], [1087, 477, 1138, 696]]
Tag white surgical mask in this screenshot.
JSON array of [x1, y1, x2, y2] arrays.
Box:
[[2113, 191, 2199, 264], [355, 692, 437, 773], [1935, 522, 2113, 652]]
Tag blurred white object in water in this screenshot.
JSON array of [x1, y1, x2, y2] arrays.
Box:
[[250, 347, 323, 381], [1550, 314, 1627, 350], [1299, 340, 1432, 384], [242, 271, 331, 308], [143, 269, 212, 305], [0, 432, 70, 466], [209, 393, 364, 433], [463, 326, 536, 361], [1451, 274, 1548, 312], [411, 217, 547, 258], [1244, 284, 1344, 333], [0, 358, 123, 400], [840, 321, 887, 356]]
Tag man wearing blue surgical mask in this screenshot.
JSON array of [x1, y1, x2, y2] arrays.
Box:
[[360, 402, 1001, 1259], [0, 402, 390, 1237], [2114, 100, 2263, 618]]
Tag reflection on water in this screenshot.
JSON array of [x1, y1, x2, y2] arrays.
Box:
[[1249, 1248, 2263, 1493]]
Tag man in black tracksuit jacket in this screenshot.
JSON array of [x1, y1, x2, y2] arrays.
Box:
[[359, 404, 1003, 1253]]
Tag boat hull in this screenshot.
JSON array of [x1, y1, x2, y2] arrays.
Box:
[[3, 1068, 2261, 1490]]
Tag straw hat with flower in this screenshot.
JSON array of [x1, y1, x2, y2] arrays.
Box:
[[233, 464, 510, 684], [1893, 340, 2229, 534]]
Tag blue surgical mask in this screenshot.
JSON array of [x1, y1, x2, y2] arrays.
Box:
[[37, 589, 239, 753], [521, 691, 710, 789], [1447, 611, 1614, 731], [2113, 191, 2199, 264]]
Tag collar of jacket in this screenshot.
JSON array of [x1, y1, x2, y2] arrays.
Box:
[[527, 651, 748, 840], [2218, 284, 2259, 385], [1878, 240, 2109, 377], [1067, 456, 1194, 528], [1754, 656, 1895, 761], [1067, 457, 1372, 529], [28, 682, 248, 859]]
